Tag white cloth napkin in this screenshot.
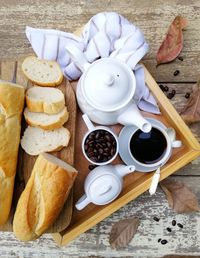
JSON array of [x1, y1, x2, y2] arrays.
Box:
[[26, 12, 160, 114]]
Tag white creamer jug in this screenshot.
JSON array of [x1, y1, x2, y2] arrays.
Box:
[[75, 164, 135, 210]]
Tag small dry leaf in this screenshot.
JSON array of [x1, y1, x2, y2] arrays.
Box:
[[109, 217, 139, 249], [160, 178, 200, 213], [156, 16, 188, 65], [180, 82, 200, 124]]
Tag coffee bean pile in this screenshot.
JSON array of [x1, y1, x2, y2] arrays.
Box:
[[153, 217, 184, 245], [84, 130, 117, 163]]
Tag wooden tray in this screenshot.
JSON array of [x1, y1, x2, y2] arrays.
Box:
[[52, 65, 200, 246], [0, 59, 77, 233]]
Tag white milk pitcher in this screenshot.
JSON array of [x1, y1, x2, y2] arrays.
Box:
[[75, 164, 135, 210]]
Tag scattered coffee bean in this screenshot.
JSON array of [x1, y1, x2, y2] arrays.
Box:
[[158, 238, 162, 243], [166, 227, 172, 232], [164, 86, 169, 92], [88, 164, 97, 170], [171, 89, 176, 95], [173, 70, 180, 76], [185, 92, 190, 99], [177, 223, 183, 229], [161, 239, 168, 245], [178, 56, 184, 61], [153, 216, 160, 222], [172, 220, 176, 226], [84, 130, 117, 164], [159, 84, 165, 91], [167, 92, 174, 99]]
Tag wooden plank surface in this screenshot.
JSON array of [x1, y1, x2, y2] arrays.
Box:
[[0, 0, 200, 257]]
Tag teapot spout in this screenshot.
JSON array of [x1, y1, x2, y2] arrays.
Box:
[[115, 164, 135, 178], [117, 103, 152, 133], [65, 44, 90, 72]]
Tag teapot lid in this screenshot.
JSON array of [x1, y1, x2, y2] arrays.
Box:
[[82, 58, 136, 112], [88, 174, 121, 205]]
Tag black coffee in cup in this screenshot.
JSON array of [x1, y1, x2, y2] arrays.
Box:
[[130, 128, 167, 165]]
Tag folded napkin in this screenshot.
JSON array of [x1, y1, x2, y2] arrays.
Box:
[[26, 12, 160, 114]]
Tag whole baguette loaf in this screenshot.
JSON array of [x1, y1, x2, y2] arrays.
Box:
[[13, 153, 78, 241], [0, 80, 24, 225]]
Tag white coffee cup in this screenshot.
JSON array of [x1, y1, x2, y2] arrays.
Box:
[[119, 118, 182, 171], [128, 125, 181, 168], [82, 114, 119, 165]]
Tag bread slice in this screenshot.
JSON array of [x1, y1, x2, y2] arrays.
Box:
[[24, 107, 69, 130], [21, 126, 70, 156], [22, 56, 63, 86], [26, 86, 65, 114]]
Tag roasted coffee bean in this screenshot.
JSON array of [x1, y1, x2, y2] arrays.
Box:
[[158, 238, 162, 243], [173, 70, 180, 76], [185, 92, 190, 99], [88, 164, 97, 170], [164, 86, 169, 92], [166, 227, 172, 232], [95, 132, 100, 139], [107, 142, 111, 147], [105, 135, 110, 141], [171, 89, 176, 95], [153, 216, 160, 222], [177, 223, 183, 229], [159, 84, 165, 91], [172, 220, 176, 226], [178, 56, 183, 61], [161, 239, 168, 245], [99, 148, 103, 154], [167, 93, 174, 99], [111, 148, 115, 156]]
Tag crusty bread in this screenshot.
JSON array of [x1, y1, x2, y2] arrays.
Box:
[[24, 107, 69, 130], [22, 56, 63, 86], [21, 126, 70, 156], [0, 80, 24, 225], [13, 153, 78, 241], [26, 86, 65, 114]]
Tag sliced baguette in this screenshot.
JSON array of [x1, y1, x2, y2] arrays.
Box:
[[22, 56, 63, 86], [26, 86, 65, 114], [24, 107, 69, 130], [21, 126, 70, 156]]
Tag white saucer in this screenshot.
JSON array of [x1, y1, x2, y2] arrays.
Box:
[[118, 118, 167, 172]]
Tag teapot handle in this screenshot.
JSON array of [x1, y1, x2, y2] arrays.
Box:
[[65, 44, 90, 72], [75, 194, 91, 210]]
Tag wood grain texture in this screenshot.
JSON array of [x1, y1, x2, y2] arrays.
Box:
[[0, 0, 200, 257]]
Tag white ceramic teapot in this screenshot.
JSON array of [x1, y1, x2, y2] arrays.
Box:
[[75, 164, 135, 210], [65, 45, 152, 133]]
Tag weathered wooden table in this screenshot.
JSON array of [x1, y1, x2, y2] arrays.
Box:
[[0, 0, 200, 257]]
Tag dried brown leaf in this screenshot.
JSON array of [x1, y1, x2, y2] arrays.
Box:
[[180, 82, 200, 124], [160, 178, 200, 213], [156, 16, 188, 65], [109, 217, 139, 249]]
